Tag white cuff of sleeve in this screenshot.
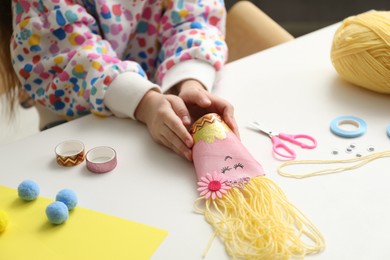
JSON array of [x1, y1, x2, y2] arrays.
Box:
[[104, 72, 160, 119], [161, 60, 217, 92]]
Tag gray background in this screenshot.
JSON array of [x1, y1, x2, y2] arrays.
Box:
[[225, 0, 389, 36]]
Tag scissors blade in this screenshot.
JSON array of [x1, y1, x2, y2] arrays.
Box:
[[248, 121, 273, 136]]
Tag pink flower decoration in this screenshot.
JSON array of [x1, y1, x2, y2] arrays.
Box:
[[197, 171, 231, 200]]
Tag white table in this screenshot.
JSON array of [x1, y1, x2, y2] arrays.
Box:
[[2, 23, 390, 259]]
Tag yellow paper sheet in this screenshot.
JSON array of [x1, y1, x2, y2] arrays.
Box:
[[0, 185, 167, 259]]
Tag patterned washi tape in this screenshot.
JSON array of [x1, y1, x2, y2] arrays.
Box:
[[86, 146, 117, 174], [55, 140, 85, 166], [330, 116, 367, 138]]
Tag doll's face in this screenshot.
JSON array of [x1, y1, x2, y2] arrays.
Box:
[[220, 155, 244, 175], [192, 132, 264, 181]]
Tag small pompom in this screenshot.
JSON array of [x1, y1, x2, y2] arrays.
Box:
[[46, 201, 69, 224], [56, 189, 78, 210], [0, 211, 9, 233], [18, 180, 40, 201]]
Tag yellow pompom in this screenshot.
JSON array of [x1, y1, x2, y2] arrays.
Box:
[[0, 210, 9, 233], [331, 11, 390, 93]]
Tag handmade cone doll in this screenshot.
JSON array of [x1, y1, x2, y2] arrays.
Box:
[[190, 113, 325, 259]]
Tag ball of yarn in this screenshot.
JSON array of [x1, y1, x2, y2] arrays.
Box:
[[17, 180, 40, 201], [0, 211, 8, 233], [56, 189, 78, 211], [331, 11, 390, 93], [46, 201, 69, 224]]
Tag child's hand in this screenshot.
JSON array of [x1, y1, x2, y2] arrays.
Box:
[[135, 90, 193, 161], [177, 80, 240, 139]]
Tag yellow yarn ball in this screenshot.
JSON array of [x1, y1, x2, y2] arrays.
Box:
[[331, 11, 390, 93], [0, 210, 9, 233]]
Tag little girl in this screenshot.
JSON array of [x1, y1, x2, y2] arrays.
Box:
[[2, 0, 238, 160]]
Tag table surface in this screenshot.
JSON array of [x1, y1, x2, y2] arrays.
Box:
[[2, 23, 390, 260]]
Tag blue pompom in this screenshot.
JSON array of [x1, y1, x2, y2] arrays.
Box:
[[18, 180, 40, 201], [56, 189, 78, 210], [46, 201, 69, 224]]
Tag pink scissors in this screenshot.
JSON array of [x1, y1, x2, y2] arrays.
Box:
[[249, 121, 317, 160]]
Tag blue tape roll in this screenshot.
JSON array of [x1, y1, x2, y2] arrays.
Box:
[[387, 124, 390, 138], [330, 116, 367, 138]]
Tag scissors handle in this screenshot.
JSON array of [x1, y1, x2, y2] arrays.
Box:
[[278, 133, 317, 149], [271, 136, 296, 160]]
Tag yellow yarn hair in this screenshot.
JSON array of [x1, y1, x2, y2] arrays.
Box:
[[195, 177, 325, 259], [277, 150, 390, 179], [331, 11, 390, 93]]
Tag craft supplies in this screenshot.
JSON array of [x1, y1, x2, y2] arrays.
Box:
[[330, 116, 367, 138], [331, 11, 390, 93], [191, 113, 324, 259], [17, 179, 40, 201], [55, 141, 117, 173], [248, 121, 317, 160], [0, 211, 8, 233], [56, 189, 78, 211], [331, 149, 339, 155], [16, 180, 77, 224], [0, 185, 167, 259], [46, 201, 69, 225], [332, 143, 374, 157], [277, 150, 390, 179], [86, 146, 117, 173], [55, 140, 85, 166], [387, 124, 390, 137]]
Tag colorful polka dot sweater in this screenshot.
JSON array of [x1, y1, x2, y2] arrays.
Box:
[[11, 0, 227, 121]]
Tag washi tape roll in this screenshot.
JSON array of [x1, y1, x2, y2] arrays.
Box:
[[330, 116, 367, 138], [387, 123, 390, 138], [55, 140, 85, 166], [86, 146, 117, 174]]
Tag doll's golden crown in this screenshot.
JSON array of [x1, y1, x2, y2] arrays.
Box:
[[190, 113, 231, 144]]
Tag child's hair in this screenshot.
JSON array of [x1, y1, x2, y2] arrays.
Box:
[[0, 0, 21, 116]]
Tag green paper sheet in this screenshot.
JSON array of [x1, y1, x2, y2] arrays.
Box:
[[0, 185, 167, 259]]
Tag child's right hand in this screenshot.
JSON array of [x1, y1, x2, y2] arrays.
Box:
[[135, 90, 193, 161]]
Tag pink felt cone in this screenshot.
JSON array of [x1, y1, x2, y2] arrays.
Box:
[[190, 113, 325, 259]]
